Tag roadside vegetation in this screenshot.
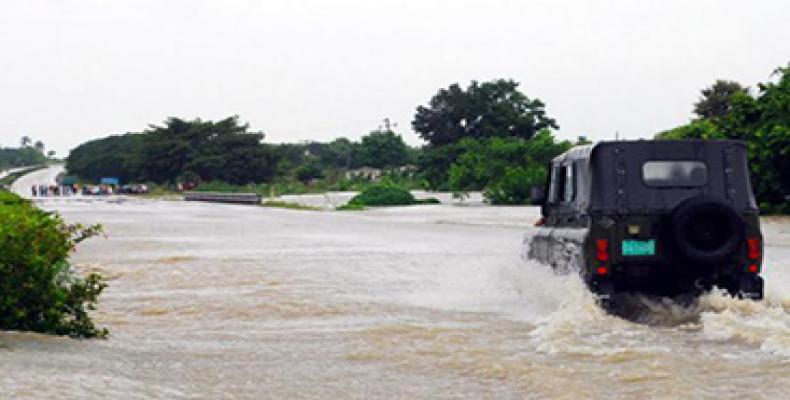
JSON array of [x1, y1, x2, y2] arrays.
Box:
[[63, 64, 788, 211], [0, 190, 107, 338], [0, 147, 47, 170], [656, 65, 790, 214], [65, 80, 572, 206]]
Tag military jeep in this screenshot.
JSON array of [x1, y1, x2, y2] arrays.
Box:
[[528, 140, 764, 301]]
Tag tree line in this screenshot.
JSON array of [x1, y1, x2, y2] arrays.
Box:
[[65, 78, 572, 204], [66, 117, 417, 185], [0, 135, 53, 170], [65, 65, 788, 208], [0, 147, 47, 170]]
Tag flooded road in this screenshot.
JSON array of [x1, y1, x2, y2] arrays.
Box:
[[3, 170, 789, 399]]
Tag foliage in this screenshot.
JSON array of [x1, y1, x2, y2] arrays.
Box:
[[693, 80, 748, 119], [655, 119, 724, 140], [0, 191, 107, 338], [347, 183, 417, 207], [0, 146, 47, 170], [275, 130, 414, 177], [65, 133, 146, 183], [656, 65, 790, 213], [355, 130, 411, 168], [67, 116, 279, 185], [413, 78, 561, 191], [295, 162, 324, 183], [416, 142, 467, 190], [67, 118, 417, 191], [413, 79, 558, 147], [446, 131, 573, 204]]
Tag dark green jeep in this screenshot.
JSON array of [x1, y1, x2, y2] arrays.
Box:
[[528, 140, 764, 301]]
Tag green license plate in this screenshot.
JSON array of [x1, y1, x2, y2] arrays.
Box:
[[622, 240, 656, 256]]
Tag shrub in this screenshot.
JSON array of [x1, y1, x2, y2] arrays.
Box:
[[483, 166, 546, 205], [295, 163, 324, 183], [347, 184, 416, 207], [445, 133, 570, 204], [0, 191, 107, 338]]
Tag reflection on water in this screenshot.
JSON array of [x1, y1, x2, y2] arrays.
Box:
[[1, 182, 789, 398]]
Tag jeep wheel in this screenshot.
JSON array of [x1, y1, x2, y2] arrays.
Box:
[[670, 197, 744, 265]]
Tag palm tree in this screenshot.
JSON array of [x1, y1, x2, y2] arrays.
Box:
[[20, 135, 31, 147]]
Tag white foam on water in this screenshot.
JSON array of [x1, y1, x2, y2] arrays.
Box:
[[697, 287, 790, 357]]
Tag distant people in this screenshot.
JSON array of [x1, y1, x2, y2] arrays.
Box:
[[31, 185, 37, 197]]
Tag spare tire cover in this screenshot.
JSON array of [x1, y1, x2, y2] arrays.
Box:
[[670, 197, 744, 265]]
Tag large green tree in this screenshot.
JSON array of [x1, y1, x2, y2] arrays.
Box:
[[693, 80, 748, 120], [355, 130, 410, 168], [65, 133, 145, 182], [67, 116, 278, 185], [413, 79, 558, 147], [413, 79, 560, 189]]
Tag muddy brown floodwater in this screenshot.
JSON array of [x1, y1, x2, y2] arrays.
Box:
[[2, 168, 789, 399]]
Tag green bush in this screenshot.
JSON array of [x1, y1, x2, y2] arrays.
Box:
[[0, 191, 107, 338], [347, 184, 416, 206], [446, 132, 569, 204], [483, 166, 546, 205]]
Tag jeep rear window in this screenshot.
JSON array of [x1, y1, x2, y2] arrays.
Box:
[[642, 161, 708, 187]]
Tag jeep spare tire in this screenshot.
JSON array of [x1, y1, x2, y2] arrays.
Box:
[[670, 197, 744, 265]]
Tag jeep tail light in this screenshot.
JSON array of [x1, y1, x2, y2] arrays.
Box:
[[747, 264, 760, 274], [747, 238, 761, 260], [596, 239, 609, 262], [596, 266, 609, 276]]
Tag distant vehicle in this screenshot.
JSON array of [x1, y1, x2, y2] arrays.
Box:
[[528, 140, 764, 302], [118, 184, 150, 194]]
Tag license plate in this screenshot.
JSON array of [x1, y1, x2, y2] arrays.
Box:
[[622, 240, 655, 256]]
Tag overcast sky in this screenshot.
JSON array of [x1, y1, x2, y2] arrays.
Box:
[[1, 0, 788, 156]]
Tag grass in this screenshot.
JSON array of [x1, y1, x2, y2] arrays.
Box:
[[261, 200, 321, 211]]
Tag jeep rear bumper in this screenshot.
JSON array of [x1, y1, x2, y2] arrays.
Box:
[[587, 267, 764, 300]]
